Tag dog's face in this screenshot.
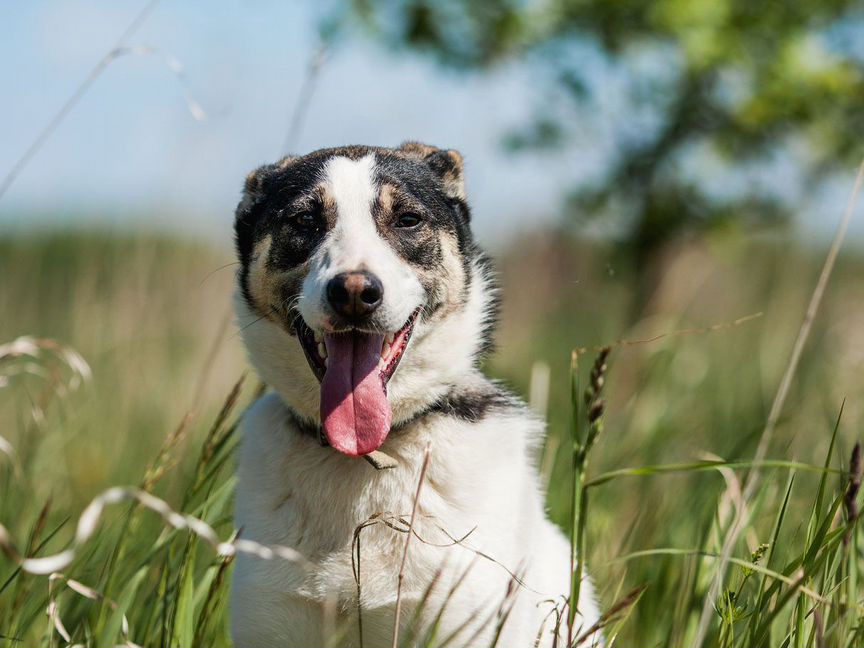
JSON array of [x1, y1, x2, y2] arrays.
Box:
[[234, 143, 497, 456]]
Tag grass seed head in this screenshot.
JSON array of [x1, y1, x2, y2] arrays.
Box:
[[750, 543, 768, 566], [584, 347, 610, 424]]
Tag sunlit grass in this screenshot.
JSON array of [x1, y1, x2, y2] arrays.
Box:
[[1, 228, 863, 646]]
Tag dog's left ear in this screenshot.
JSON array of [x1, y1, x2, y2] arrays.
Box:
[[399, 141, 466, 201]]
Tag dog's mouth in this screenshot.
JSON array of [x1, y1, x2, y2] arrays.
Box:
[[295, 310, 419, 456]]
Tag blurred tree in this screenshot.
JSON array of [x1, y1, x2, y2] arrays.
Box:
[[343, 0, 864, 309]]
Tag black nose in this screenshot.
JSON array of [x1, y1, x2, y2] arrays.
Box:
[[326, 271, 384, 322]]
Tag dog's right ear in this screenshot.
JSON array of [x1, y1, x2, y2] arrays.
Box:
[[236, 156, 298, 217]]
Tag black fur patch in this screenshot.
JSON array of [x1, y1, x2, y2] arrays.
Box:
[[472, 251, 500, 360], [426, 384, 520, 422]]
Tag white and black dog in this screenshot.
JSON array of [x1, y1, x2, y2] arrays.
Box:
[[230, 143, 601, 647]]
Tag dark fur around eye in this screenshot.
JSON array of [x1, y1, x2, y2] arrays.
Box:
[[292, 211, 319, 229], [394, 212, 422, 229]]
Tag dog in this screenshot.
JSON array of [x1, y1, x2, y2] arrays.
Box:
[[230, 143, 602, 647]]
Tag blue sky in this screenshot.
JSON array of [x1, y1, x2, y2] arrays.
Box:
[[0, 1, 859, 246]]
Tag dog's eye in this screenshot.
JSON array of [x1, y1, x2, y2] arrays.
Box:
[[394, 212, 422, 229], [292, 211, 319, 230]]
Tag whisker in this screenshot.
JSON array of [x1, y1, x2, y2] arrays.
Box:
[[199, 261, 240, 287], [231, 307, 278, 339]]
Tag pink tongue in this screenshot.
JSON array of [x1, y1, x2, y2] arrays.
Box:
[[320, 332, 391, 456]]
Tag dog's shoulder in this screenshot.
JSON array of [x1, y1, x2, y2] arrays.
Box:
[[236, 391, 297, 459], [234, 392, 319, 508], [240, 390, 289, 430]]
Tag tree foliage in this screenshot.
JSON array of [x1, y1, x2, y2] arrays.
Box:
[[346, 0, 864, 269]]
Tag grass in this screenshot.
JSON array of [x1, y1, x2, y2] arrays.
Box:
[[1, 225, 863, 646]]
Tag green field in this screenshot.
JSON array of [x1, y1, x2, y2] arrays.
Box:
[[1, 228, 862, 646]]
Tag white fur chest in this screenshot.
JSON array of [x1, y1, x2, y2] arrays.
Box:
[[231, 392, 599, 647]]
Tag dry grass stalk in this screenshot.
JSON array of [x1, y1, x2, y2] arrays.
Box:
[[0, 0, 161, 203], [47, 572, 138, 647], [141, 412, 196, 492], [0, 486, 309, 576], [191, 307, 235, 410], [695, 159, 864, 646], [197, 374, 247, 469], [571, 312, 762, 356], [193, 550, 236, 647], [392, 441, 432, 648], [283, 40, 330, 153], [813, 607, 825, 648], [572, 585, 647, 647]]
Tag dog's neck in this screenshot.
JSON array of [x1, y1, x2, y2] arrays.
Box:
[[275, 365, 502, 469]]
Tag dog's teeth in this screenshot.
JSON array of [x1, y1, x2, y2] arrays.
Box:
[[381, 342, 390, 359], [323, 357, 328, 368], [317, 342, 327, 358], [314, 331, 323, 343], [385, 332, 394, 344]]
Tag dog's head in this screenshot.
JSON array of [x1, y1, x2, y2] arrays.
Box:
[[234, 143, 497, 456]]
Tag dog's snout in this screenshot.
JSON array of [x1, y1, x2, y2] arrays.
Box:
[[326, 271, 384, 321]]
